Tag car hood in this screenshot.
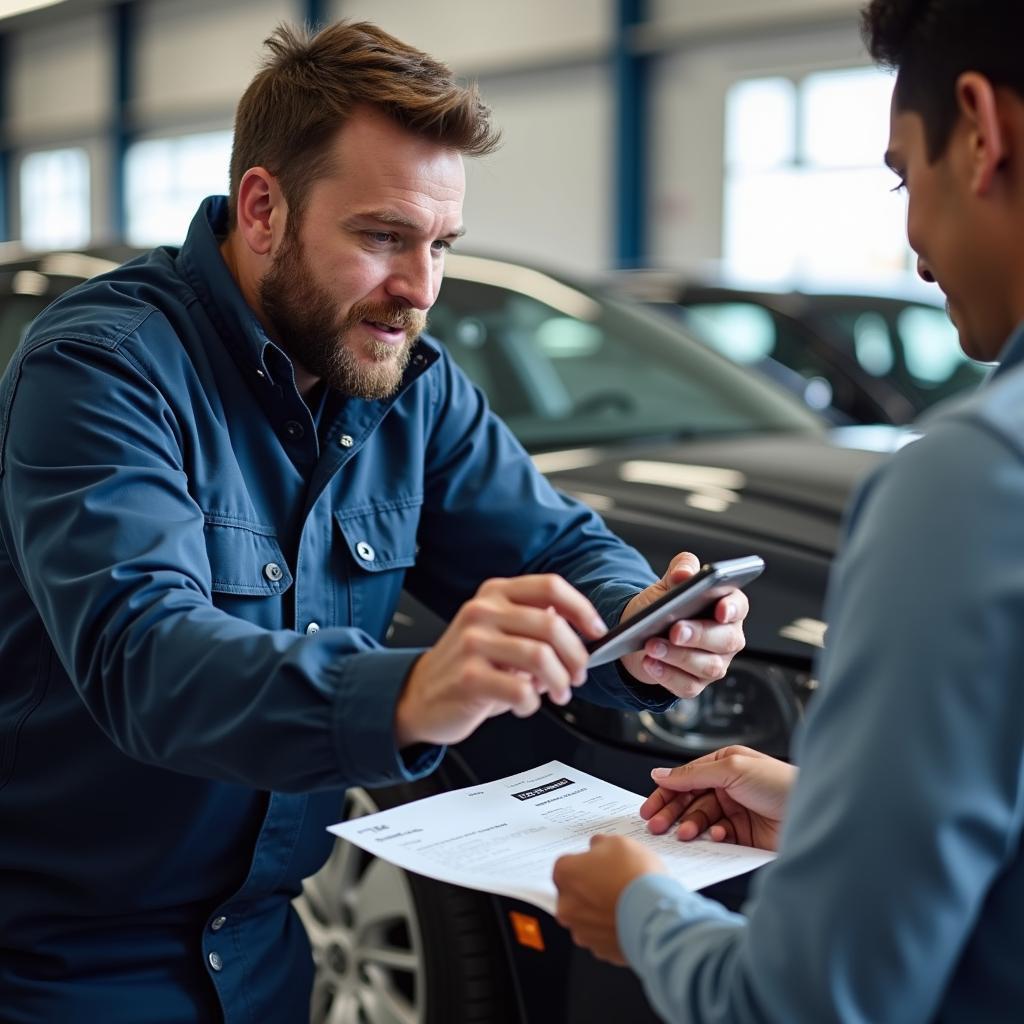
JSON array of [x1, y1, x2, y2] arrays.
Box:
[[533, 431, 888, 660], [534, 431, 884, 559]]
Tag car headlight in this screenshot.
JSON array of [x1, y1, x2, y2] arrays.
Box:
[[558, 656, 814, 760]]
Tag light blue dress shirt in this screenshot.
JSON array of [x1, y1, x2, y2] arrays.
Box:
[[617, 327, 1024, 1023]]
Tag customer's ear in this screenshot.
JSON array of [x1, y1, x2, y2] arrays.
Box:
[[955, 72, 1007, 196]]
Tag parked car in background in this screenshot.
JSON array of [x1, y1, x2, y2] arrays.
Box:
[[610, 271, 988, 426], [0, 247, 890, 1024]]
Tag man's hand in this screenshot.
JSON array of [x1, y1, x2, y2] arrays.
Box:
[[619, 552, 749, 698], [395, 575, 607, 747], [553, 835, 665, 965], [641, 745, 796, 851]]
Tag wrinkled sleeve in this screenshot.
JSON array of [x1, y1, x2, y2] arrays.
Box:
[[406, 349, 674, 712], [0, 333, 440, 793], [615, 417, 1024, 1023]]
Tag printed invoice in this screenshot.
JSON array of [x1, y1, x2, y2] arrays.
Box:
[[328, 760, 775, 914]]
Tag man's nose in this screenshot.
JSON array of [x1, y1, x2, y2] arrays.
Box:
[[916, 255, 936, 284], [387, 250, 435, 310]]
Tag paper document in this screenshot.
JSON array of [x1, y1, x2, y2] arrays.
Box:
[[328, 760, 775, 915]]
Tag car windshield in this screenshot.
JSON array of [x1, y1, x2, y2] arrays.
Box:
[[1, 253, 826, 453], [432, 255, 825, 451]]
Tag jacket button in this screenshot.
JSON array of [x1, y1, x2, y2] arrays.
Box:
[[283, 420, 304, 440], [355, 541, 375, 562], [263, 562, 284, 582], [338, 434, 354, 448], [305, 622, 320, 635], [210, 915, 226, 931], [208, 951, 223, 972]]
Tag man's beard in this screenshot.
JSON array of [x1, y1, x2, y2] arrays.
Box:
[[258, 230, 425, 400]]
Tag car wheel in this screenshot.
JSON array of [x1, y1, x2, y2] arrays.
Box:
[[295, 780, 521, 1024]]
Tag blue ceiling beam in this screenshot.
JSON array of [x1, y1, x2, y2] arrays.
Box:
[[303, 0, 327, 30], [613, 0, 649, 268], [110, 0, 134, 241]]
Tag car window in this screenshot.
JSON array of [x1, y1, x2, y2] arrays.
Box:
[[679, 303, 776, 364], [851, 312, 895, 376], [432, 264, 823, 450], [680, 300, 874, 418], [897, 305, 986, 388]]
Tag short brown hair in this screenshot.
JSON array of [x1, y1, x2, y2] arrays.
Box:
[[227, 21, 500, 227]]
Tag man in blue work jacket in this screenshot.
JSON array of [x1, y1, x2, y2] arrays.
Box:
[[554, 2, 1024, 1021], [0, 20, 749, 1023]]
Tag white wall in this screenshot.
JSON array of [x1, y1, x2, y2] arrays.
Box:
[[133, 0, 289, 127], [465, 63, 612, 274], [329, 0, 612, 73], [649, 0, 858, 35], [7, 7, 109, 143]]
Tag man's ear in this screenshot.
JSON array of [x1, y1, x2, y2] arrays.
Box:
[[955, 71, 1008, 196], [234, 168, 286, 256]]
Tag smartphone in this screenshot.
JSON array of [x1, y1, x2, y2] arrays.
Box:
[[585, 555, 765, 668]]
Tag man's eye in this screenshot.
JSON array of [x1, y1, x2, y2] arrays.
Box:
[[367, 231, 396, 244], [431, 239, 453, 254]]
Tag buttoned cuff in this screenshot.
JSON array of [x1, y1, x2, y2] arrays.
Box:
[[330, 647, 444, 787]]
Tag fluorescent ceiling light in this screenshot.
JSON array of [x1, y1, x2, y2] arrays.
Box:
[[0, 1, 65, 18]]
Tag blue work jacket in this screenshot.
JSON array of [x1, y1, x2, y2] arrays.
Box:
[[0, 197, 664, 1022]]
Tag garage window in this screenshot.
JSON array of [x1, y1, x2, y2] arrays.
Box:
[[723, 67, 909, 288], [19, 147, 91, 250], [125, 130, 233, 246]]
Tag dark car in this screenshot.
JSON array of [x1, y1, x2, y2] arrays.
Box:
[[298, 255, 892, 1024], [0, 248, 888, 1024], [609, 272, 988, 427], [793, 289, 990, 412]]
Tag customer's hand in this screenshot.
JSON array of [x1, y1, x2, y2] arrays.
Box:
[[395, 575, 607, 747], [553, 835, 665, 965], [619, 553, 748, 699], [642, 745, 796, 851]]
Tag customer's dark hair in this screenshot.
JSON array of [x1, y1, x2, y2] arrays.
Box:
[[228, 21, 500, 228], [862, 0, 1024, 160]]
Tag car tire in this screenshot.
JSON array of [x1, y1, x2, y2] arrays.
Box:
[[295, 778, 521, 1024]]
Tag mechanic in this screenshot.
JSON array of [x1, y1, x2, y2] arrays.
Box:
[[553, 2, 1024, 1021], [0, 19, 748, 1023]]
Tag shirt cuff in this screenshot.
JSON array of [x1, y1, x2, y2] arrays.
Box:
[[586, 582, 677, 711], [617, 873, 741, 971], [329, 647, 444, 787]]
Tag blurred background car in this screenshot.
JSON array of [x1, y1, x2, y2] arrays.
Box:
[[1, 247, 892, 1024], [609, 272, 988, 427]]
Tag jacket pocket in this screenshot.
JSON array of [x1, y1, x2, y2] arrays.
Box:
[[334, 497, 421, 637], [333, 497, 421, 573], [202, 513, 293, 596]]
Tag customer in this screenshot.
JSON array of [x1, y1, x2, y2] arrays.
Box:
[[0, 20, 748, 1023], [554, 2, 1024, 1020]]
